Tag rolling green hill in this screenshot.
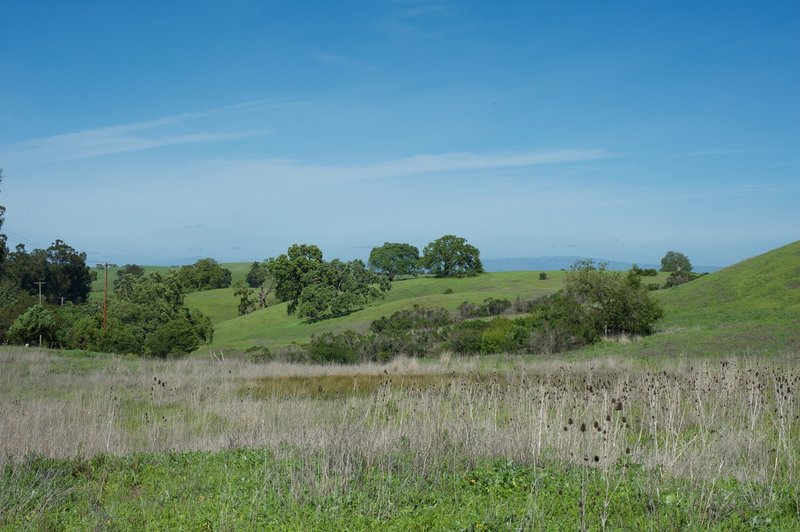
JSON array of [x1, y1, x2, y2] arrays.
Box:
[[658, 240, 800, 314], [202, 271, 673, 351], [585, 240, 800, 358], [91, 242, 800, 357], [204, 271, 566, 350]]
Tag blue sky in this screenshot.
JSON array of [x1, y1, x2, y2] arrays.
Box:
[[1, 1, 798, 267]]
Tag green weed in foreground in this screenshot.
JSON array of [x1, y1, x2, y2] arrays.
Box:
[[1, 450, 798, 530]]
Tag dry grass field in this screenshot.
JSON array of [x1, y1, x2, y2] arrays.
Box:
[[2, 346, 799, 528]]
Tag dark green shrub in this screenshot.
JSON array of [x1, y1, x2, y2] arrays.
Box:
[[307, 331, 364, 364], [483, 297, 511, 316], [523, 293, 599, 352], [6, 305, 56, 346], [92, 323, 142, 355], [0, 283, 36, 343], [565, 262, 664, 336], [144, 316, 204, 358], [446, 320, 489, 354], [368, 330, 436, 358], [539, 272, 547, 280], [370, 305, 452, 334], [664, 271, 704, 288], [629, 264, 658, 277]]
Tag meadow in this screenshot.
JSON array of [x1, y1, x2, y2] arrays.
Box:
[[3, 242, 798, 528], [1, 347, 799, 528]]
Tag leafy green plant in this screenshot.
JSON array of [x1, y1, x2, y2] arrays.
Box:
[[7, 304, 55, 345]]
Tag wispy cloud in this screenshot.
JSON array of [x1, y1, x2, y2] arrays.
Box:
[[0, 98, 311, 163], [213, 148, 614, 185]]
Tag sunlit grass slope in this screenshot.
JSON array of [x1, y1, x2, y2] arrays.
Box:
[[658, 240, 800, 316], [205, 271, 570, 350], [585, 240, 800, 358]]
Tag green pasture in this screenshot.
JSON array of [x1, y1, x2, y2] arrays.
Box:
[[199, 241, 799, 355], [202, 271, 565, 350], [199, 270, 674, 351]]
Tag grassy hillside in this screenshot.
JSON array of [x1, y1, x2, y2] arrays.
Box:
[[198, 241, 799, 355], [584, 240, 800, 358], [203, 271, 675, 351], [205, 271, 564, 350], [659, 240, 800, 315]]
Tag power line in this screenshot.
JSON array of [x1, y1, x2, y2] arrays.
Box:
[[2, 228, 49, 250]]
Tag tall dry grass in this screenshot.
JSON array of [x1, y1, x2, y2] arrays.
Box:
[[1, 347, 797, 497]]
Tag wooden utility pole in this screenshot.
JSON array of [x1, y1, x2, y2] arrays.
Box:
[[103, 263, 109, 333], [34, 281, 45, 347], [34, 281, 45, 305]]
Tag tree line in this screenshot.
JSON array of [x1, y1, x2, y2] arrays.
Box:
[[0, 170, 223, 354]]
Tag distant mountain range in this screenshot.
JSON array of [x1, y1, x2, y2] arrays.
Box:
[[482, 256, 721, 274]]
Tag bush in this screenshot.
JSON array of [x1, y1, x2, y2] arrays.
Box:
[[368, 330, 437, 359], [370, 305, 452, 334], [565, 261, 664, 336], [664, 271, 704, 288], [480, 317, 524, 354], [521, 293, 599, 353], [0, 283, 36, 343], [527, 324, 587, 355], [144, 316, 206, 358], [629, 264, 658, 277], [456, 298, 511, 319], [512, 297, 538, 313], [457, 301, 479, 319], [7, 305, 56, 346], [272, 345, 310, 363], [306, 331, 364, 364], [92, 323, 141, 355], [539, 272, 547, 280], [245, 345, 273, 363], [446, 320, 489, 355], [483, 297, 512, 316]]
